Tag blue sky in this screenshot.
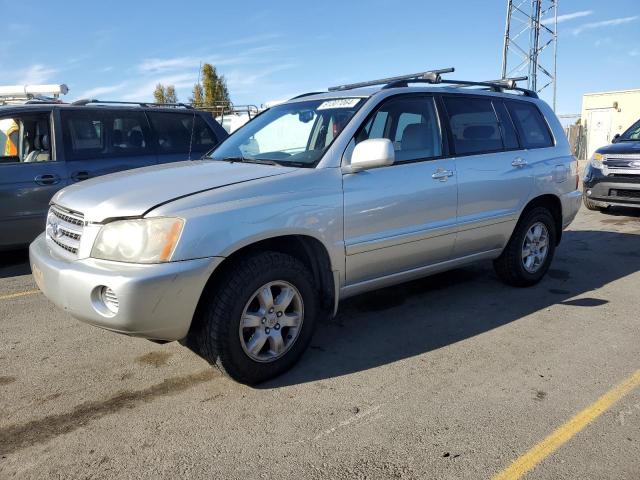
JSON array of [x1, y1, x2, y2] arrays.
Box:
[[1, 0, 638, 115]]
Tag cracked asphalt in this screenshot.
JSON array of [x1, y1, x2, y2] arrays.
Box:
[[1, 206, 639, 479]]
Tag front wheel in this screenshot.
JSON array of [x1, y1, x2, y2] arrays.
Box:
[[192, 251, 318, 385], [493, 207, 557, 287]]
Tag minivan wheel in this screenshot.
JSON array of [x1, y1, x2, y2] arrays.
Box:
[[493, 207, 557, 287], [193, 251, 318, 385]]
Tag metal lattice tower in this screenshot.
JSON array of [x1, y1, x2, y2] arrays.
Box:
[[501, 0, 558, 110]]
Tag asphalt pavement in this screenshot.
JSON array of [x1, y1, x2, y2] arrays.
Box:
[[0, 206, 639, 479]]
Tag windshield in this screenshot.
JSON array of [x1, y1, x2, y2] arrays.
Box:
[[207, 98, 364, 167], [620, 119, 640, 141]]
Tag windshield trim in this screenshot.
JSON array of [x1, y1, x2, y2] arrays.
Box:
[[206, 98, 367, 169]]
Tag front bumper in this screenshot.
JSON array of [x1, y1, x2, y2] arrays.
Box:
[[29, 233, 221, 341], [583, 165, 640, 208]]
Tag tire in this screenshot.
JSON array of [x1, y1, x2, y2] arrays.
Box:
[[582, 194, 604, 211], [493, 207, 557, 287], [192, 251, 318, 385]]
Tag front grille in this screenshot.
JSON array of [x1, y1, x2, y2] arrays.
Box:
[[46, 204, 85, 257], [609, 189, 640, 199], [604, 155, 640, 169]]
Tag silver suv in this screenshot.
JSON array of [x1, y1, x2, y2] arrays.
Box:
[[30, 70, 581, 384]]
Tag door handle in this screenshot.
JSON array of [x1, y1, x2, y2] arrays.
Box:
[[432, 169, 454, 181], [512, 157, 527, 168], [71, 171, 90, 181], [34, 174, 61, 186]]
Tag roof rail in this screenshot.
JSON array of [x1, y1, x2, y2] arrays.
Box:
[[383, 75, 537, 98], [70, 99, 194, 109], [328, 68, 455, 91]]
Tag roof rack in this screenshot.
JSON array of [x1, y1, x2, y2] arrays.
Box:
[[329, 68, 455, 91], [383, 74, 536, 98], [327, 68, 537, 98], [70, 99, 193, 109]]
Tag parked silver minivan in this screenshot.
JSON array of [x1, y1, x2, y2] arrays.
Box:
[[30, 70, 581, 384]]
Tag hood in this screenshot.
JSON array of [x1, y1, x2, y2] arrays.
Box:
[[597, 140, 640, 155], [53, 160, 296, 222]]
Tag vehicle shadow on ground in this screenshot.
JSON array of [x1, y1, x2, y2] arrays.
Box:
[[0, 248, 31, 279], [261, 228, 640, 388]]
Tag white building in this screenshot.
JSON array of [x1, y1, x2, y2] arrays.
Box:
[[581, 88, 640, 158]]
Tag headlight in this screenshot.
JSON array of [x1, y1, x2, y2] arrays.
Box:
[[91, 217, 184, 263], [589, 152, 604, 169]]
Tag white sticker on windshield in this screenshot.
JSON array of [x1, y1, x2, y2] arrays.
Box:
[[317, 98, 361, 110]]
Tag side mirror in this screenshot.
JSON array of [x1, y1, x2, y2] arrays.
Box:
[[348, 138, 395, 173], [612, 133, 621, 144]]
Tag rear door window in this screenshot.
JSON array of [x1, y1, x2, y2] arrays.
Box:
[[505, 101, 554, 149], [147, 112, 219, 155], [443, 97, 503, 155], [61, 110, 152, 160]]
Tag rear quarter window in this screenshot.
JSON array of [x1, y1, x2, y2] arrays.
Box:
[[505, 101, 554, 149]]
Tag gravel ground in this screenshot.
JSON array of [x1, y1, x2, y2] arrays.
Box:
[[0, 206, 639, 479]]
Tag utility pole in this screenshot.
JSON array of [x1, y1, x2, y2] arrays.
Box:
[[501, 0, 558, 110]]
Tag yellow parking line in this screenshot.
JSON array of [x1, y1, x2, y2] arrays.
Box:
[[0, 290, 40, 301], [493, 369, 640, 480]]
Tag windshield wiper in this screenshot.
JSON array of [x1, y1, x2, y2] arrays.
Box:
[[219, 156, 280, 166]]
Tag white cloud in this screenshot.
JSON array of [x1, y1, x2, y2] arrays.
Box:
[[18, 64, 58, 84], [79, 83, 126, 99], [572, 16, 639, 35], [542, 10, 592, 25]]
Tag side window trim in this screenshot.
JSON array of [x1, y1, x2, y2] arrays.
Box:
[[353, 93, 447, 166], [491, 99, 522, 151]]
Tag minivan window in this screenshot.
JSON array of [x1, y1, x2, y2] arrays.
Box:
[[148, 112, 218, 155], [61, 110, 152, 160], [0, 114, 53, 163], [506, 101, 554, 149], [443, 97, 503, 155], [358, 96, 442, 163]]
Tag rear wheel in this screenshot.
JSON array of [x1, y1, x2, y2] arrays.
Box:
[[493, 207, 557, 287], [192, 251, 318, 385]]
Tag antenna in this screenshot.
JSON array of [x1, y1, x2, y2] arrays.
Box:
[[188, 62, 202, 161]]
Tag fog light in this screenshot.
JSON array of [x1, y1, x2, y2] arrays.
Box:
[[100, 286, 119, 314], [586, 190, 592, 196]]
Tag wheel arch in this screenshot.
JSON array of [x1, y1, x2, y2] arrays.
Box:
[[189, 234, 336, 338], [520, 194, 563, 245]]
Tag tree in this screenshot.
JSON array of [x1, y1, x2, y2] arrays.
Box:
[[190, 83, 204, 107], [153, 83, 166, 104], [190, 63, 230, 109], [153, 83, 178, 104], [165, 85, 178, 104]]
